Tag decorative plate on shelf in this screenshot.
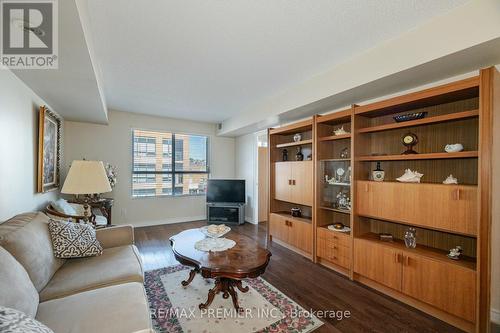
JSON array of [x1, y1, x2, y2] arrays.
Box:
[[393, 112, 427, 123], [327, 225, 351, 233], [200, 225, 231, 238]]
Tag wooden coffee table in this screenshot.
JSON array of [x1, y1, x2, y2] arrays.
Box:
[[170, 228, 271, 311]]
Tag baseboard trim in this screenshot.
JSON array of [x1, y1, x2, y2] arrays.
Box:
[[492, 308, 500, 324], [128, 216, 206, 228]]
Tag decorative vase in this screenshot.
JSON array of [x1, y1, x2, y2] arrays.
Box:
[[404, 227, 417, 249], [293, 133, 302, 142], [372, 162, 385, 182], [282, 149, 288, 161], [295, 147, 304, 161]]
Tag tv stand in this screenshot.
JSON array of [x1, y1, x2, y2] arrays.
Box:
[[206, 203, 245, 225]]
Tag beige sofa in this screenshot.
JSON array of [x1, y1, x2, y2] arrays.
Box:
[[0, 212, 152, 333]]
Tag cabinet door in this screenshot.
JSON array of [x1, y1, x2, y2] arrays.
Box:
[[290, 161, 313, 206], [402, 254, 476, 323], [274, 163, 291, 202], [354, 239, 402, 291], [287, 219, 312, 254], [356, 181, 477, 236], [269, 213, 288, 243]]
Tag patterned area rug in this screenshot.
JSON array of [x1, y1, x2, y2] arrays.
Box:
[[145, 265, 323, 333]]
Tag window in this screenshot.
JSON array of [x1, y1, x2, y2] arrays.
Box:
[[132, 129, 209, 197]]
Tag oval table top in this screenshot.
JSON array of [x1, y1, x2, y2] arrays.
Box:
[[170, 228, 271, 279]]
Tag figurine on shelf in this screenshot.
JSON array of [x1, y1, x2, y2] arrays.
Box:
[[396, 169, 423, 183], [443, 174, 458, 185], [404, 227, 417, 249], [444, 143, 464, 153], [372, 162, 385, 182], [293, 133, 302, 142], [291, 207, 302, 217], [295, 147, 304, 161], [340, 147, 349, 159], [447, 246, 463, 260], [334, 191, 351, 211], [306, 154, 312, 161], [333, 126, 350, 136], [282, 149, 288, 161]]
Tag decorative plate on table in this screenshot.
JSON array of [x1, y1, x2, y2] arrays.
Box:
[[194, 237, 236, 252], [200, 225, 231, 238]]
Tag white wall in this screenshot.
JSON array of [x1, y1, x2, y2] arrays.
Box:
[[235, 133, 257, 224], [64, 110, 235, 227], [0, 70, 62, 221]]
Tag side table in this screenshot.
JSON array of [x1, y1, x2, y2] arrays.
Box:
[[69, 198, 114, 227]]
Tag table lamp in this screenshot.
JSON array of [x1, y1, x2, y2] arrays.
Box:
[[61, 160, 112, 223]]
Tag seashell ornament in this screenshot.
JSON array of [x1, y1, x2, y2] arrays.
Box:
[[396, 169, 424, 183], [443, 174, 458, 185]]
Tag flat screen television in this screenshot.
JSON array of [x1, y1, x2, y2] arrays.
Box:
[[206, 179, 245, 203]]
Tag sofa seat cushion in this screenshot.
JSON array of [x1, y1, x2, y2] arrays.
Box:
[[0, 247, 39, 317], [39, 245, 143, 301], [36, 282, 152, 333], [0, 212, 65, 292]]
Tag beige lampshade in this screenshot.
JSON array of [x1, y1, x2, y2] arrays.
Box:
[[61, 160, 112, 195]]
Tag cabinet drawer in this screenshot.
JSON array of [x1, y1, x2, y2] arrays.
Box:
[[317, 237, 350, 268], [317, 227, 351, 248], [356, 181, 478, 236]]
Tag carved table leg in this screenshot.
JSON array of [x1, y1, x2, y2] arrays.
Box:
[[199, 278, 223, 310], [181, 269, 198, 287], [200, 278, 248, 311], [227, 283, 241, 311], [235, 280, 249, 293]]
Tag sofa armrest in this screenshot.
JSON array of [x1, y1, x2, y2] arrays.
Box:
[[96, 225, 134, 249]]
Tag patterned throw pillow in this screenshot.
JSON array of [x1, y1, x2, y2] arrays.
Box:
[[48, 219, 103, 259], [0, 306, 54, 333]]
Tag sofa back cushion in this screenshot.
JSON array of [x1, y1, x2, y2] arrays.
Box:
[[0, 212, 65, 291], [0, 247, 39, 317]]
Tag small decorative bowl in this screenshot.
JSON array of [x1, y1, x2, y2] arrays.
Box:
[[200, 225, 231, 238], [393, 112, 427, 123]]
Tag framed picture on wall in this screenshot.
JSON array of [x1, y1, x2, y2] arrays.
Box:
[[37, 106, 61, 193]]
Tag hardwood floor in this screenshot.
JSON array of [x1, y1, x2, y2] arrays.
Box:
[[135, 221, 463, 333]]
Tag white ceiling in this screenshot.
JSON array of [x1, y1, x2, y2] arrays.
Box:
[[84, 0, 468, 123]]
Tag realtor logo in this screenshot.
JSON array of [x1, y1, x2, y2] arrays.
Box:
[[0, 0, 58, 69]]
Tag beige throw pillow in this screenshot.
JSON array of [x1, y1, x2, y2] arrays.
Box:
[[48, 220, 103, 259]]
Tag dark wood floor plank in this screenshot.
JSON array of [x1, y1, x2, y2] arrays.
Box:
[[135, 221, 462, 333]]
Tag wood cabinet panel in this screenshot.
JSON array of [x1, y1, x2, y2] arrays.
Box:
[[402, 253, 476, 323], [274, 163, 291, 202], [291, 161, 313, 206], [288, 219, 312, 254], [356, 181, 477, 235], [269, 213, 288, 242], [354, 239, 402, 291]]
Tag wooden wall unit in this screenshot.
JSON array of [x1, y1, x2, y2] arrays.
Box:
[[268, 118, 315, 259], [267, 67, 498, 333]]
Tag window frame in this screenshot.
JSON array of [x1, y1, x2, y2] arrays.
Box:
[[131, 129, 210, 198]]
